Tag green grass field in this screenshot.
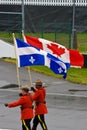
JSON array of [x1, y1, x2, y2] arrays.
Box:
[[0, 32, 87, 53], [0, 32, 87, 85]]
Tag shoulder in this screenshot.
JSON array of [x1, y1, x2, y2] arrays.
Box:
[[28, 93, 33, 98], [41, 87, 46, 91], [38, 88, 46, 94], [19, 96, 25, 100]]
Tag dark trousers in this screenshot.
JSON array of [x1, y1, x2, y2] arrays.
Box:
[[22, 119, 32, 130], [32, 114, 48, 130]]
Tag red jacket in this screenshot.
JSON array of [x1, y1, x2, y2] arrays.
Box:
[[32, 87, 48, 115], [8, 94, 33, 120]]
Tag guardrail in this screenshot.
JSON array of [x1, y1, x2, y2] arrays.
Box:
[[0, 0, 87, 6]]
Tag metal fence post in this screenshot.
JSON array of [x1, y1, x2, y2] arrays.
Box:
[[40, 18, 44, 38], [22, 0, 25, 32], [73, 29, 77, 49], [8, 14, 10, 36], [54, 20, 57, 42], [68, 22, 72, 48], [72, 0, 76, 49]]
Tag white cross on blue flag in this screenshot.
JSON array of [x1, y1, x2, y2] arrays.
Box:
[[15, 38, 70, 78]]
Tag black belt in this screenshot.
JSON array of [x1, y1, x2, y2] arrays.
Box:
[[35, 101, 46, 106], [20, 106, 33, 110]]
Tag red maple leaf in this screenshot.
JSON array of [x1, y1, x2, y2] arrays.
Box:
[[47, 43, 65, 56]]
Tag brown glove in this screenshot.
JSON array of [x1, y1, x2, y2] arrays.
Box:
[[4, 103, 8, 107], [31, 87, 36, 92], [19, 93, 23, 96]]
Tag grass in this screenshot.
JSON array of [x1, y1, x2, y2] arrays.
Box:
[[77, 32, 87, 53], [1, 32, 87, 85], [0, 32, 87, 53], [67, 67, 87, 84]]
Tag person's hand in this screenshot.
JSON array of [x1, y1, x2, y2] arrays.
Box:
[[31, 87, 36, 92], [19, 93, 23, 96], [4, 103, 8, 107]]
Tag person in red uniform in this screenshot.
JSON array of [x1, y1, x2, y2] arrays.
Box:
[[31, 79, 48, 130], [4, 85, 34, 130]]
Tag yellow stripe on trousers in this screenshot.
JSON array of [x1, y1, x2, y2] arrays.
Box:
[[38, 115, 46, 129], [22, 120, 29, 130]]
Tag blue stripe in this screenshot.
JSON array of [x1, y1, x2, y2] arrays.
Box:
[[50, 60, 67, 78], [16, 39, 30, 48], [16, 39, 40, 51], [47, 53, 70, 69]]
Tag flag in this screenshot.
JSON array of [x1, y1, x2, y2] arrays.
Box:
[[15, 38, 70, 78], [24, 35, 84, 67]]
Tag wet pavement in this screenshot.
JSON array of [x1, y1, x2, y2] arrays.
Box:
[[0, 89, 87, 130], [0, 59, 87, 130]]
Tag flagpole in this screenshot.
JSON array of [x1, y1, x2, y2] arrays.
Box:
[[27, 67, 32, 87], [22, 31, 32, 87], [12, 33, 21, 89]]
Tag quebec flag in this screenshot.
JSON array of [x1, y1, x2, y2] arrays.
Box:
[[15, 39, 70, 78]]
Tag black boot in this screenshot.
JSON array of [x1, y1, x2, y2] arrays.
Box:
[[43, 127, 48, 130], [31, 125, 36, 130]]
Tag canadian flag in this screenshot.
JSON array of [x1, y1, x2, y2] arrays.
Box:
[[24, 35, 84, 67]]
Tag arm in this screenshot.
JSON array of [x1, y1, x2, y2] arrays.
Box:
[[32, 90, 40, 101], [7, 97, 24, 108], [31, 87, 37, 92]]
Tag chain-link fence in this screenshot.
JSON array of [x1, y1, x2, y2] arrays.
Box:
[[0, 14, 72, 48], [0, 5, 87, 51]]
